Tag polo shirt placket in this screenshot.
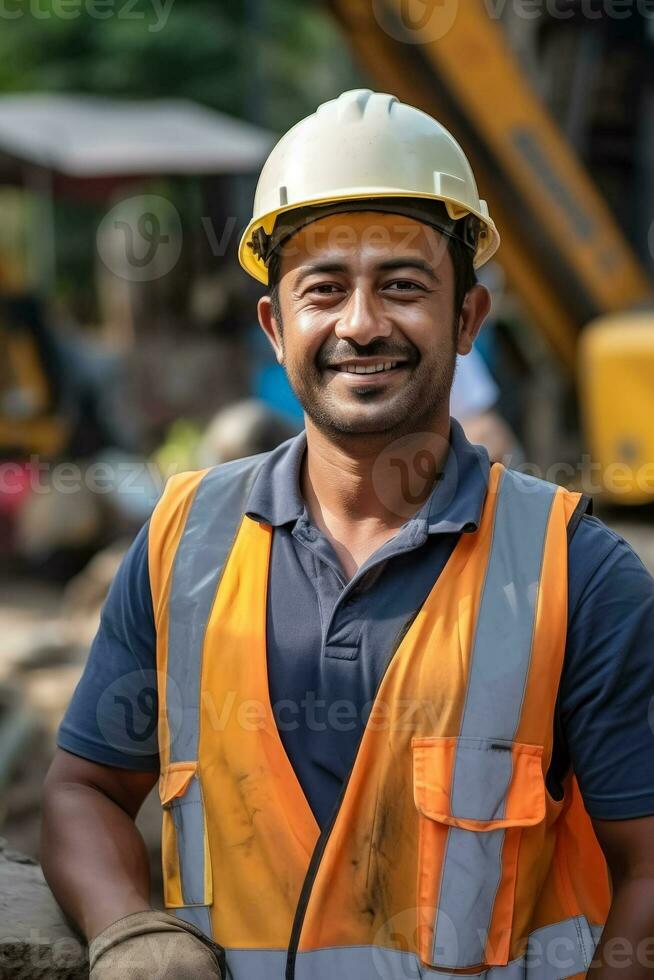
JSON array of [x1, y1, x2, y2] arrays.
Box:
[[246, 419, 489, 827]]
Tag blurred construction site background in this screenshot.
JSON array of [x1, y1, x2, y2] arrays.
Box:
[[1, 0, 654, 931]]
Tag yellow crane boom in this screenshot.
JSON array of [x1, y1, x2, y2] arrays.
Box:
[[327, 0, 652, 371]]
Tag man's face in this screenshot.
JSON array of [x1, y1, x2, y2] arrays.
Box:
[[260, 211, 471, 439]]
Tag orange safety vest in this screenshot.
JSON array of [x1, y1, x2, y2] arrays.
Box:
[[149, 456, 610, 980]]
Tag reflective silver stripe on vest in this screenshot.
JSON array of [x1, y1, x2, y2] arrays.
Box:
[[174, 904, 213, 935], [222, 917, 601, 980], [170, 774, 207, 905], [167, 452, 269, 763], [165, 452, 268, 926], [432, 468, 557, 968]]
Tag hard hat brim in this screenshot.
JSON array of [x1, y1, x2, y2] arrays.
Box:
[[239, 191, 500, 285]]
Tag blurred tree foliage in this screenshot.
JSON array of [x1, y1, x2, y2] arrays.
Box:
[[0, 0, 362, 131]]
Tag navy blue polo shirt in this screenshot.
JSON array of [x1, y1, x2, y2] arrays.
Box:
[[58, 420, 654, 829]]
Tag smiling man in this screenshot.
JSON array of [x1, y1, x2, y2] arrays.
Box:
[[255, 209, 490, 580], [264, 215, 481, 431], [42, 90, 654, 980]]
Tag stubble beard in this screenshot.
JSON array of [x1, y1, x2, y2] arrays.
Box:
[[285, 342, 457, 441]]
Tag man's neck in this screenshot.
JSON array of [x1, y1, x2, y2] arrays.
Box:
[[299, 415, 451, 578]]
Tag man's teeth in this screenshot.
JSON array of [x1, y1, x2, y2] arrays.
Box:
[[338, 361, 399, 374]]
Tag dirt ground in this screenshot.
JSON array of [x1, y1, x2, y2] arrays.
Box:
[[0, 564, 164, 903]]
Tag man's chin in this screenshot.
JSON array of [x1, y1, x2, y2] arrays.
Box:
[[307, 407, 420, 439], [294, 381, 447, 438]]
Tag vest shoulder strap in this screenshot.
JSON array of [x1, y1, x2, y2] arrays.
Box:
[[149, 451, 270, 613], [150, 451, 269, 764], [491, 464, 590, 535]]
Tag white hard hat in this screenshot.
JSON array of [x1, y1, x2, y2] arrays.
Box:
[[239, 89, 500, 284]]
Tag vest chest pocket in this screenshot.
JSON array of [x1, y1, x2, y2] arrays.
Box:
[[412, 735, 545, 971], [159, 762, 213, 909]]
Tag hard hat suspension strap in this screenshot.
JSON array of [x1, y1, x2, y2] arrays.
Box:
[[248, 198, 480, 267]]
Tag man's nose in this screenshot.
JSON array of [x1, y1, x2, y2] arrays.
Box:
[[334, 287, 391, 346]]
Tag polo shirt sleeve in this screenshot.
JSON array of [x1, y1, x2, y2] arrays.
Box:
[[56, 520, 160, 771], [561, 514, 654, 820]]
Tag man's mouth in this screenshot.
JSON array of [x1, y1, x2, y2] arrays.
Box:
[[327, 359, 408, 376]]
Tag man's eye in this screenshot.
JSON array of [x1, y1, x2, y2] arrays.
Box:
[[308, 283, 341, 296], [384, 280, 423, 292]]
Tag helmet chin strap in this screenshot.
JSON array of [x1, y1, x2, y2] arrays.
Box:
[[247, 198, 481, 266]]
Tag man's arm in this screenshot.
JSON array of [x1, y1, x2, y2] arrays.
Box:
[[41, 748, 158, 940], [561, 517, 654, 976], [590, 816, 654, 978], [42, 749, 225, 978], [42, 521, 159, 938], [41, 520, 225, 977]]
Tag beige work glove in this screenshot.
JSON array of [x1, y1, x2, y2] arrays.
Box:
[[88, 909, 226, 979]]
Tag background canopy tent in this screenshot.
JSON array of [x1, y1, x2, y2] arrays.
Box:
[[0, 96, 275, 448], [0, 94, 274, 187], [0, 94, 275, 294]]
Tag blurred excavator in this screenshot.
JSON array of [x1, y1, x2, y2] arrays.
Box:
[[327, 0, 654, 503]]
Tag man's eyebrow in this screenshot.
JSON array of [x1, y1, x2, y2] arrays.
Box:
[[293, 262, 348, 286], [377, 257, 441, 282], [291, 257, 441, 286]]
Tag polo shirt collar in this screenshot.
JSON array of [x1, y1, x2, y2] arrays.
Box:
[[245, 417, 490, 535], [245, 429, 308, 527], [422, 417, 489, 534]]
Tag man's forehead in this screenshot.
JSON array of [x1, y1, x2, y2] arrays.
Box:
[[280, 210, 450, 271]]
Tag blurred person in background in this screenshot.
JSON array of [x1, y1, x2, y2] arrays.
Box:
[[195, 398, 298, 467], [451, 261, 523, 466], [451, 345, 521, 464]]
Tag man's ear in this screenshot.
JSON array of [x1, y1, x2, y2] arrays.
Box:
[[257, 295, 284, 364], [456, 284, 492, 355]]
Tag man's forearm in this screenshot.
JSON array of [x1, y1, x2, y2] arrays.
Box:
[[41, 780, 152, 941], [589, 878, 654, 978]]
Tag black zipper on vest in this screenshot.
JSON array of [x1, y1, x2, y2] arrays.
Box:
[[284, 612, 420, 980], [284, 764, 352, 980]]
